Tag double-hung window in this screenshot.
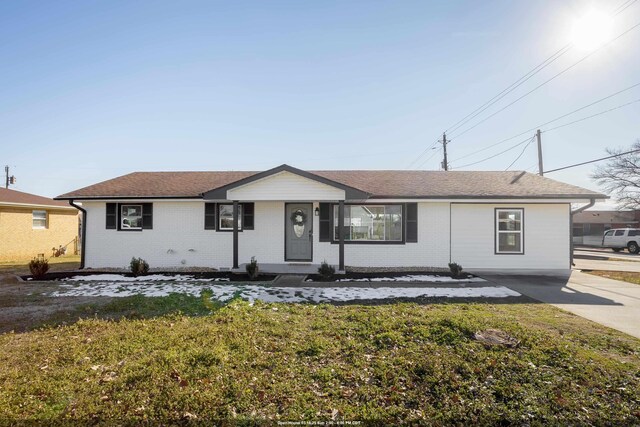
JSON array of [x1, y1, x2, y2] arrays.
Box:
[[32, 210, 47, 229], [333, 205, 403, 242], [121, 205, 143, 230], [496, 209, 523, 254]]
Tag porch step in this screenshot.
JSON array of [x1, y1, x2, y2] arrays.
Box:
[[272, 274, 308, 286]]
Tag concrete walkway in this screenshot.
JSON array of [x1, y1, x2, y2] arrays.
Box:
[[480, 271, 640, 339]]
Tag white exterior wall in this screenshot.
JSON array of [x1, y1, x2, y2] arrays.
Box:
[[84, 201, 287, 269], [450, 203, 570, 269], [83, 200, 570, 270], [313, 202, 451, 268], [228, 171, 345, 201]]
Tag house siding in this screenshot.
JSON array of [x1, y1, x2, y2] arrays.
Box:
[[82, 200, 570, 270], [0, 206, 78, 261], [450, 203, 570, 269]]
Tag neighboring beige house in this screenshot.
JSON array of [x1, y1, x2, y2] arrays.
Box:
[[0, 187, 78, 261]]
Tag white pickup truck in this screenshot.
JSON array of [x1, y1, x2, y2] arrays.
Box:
[[602, 228, 640, 254]]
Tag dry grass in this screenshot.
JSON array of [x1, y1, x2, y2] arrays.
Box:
[[584, 270, 640, 285], [0, 255, 80, 275], [0, 299, 638, 424]]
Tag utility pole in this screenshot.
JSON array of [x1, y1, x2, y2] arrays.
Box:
[[441, 132, 449, 171], [536, 129, 544, 176], [4, 166, 15, 189]]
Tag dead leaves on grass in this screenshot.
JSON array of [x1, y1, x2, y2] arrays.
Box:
[[474, 329, 520, 348]]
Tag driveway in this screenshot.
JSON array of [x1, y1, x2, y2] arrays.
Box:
[[480, 271, 640, 339]]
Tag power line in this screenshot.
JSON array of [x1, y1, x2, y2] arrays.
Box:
[[542, 98, 640, 132], [545, 148, 640, 174], [445, 44, 572, 135], [450, 82, 640, 163], [504, 137, 535, 170], [406, 139, 440, 169], [454, 92, 640, 169], [448, 20, 640, 140], [454, 136, 534, 169], [614, 0, 638, 15]]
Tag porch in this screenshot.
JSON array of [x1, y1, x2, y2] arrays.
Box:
[[232, 262, 344, 275]]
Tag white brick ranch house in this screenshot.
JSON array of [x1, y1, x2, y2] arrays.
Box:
[[56, 164, 605, 271]]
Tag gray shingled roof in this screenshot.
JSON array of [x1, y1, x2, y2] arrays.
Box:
[[56, 168, 605, 200]]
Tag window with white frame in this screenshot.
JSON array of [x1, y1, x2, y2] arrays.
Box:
[[121, 204, 143, 230], [32, 210, 47, 229], [219, 204, 242, 231], [496, 209, 523, 254], [333, 205, 403, 242]]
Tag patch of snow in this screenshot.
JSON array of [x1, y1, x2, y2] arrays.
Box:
[[336, 275, 485, 283], [49, 282, 519, 302], [64, 274, 229, 282]]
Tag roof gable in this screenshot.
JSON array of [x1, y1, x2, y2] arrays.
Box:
[[203, 164, 370, 200]]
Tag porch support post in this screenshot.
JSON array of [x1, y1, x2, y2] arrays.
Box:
[[233, 200, 239, 269], [338, 200, 345, 271]]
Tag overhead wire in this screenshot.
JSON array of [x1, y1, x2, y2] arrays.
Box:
[[448, 20, 640, 140], [504, 137, 536, 170], [445, 44, 572, 135], [450, 81, 640, 163], [451, 96, 640, 169], [454, 136, 534, 169], [544, 148, 640, 173]]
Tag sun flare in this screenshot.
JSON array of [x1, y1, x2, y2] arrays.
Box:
[[571, 8, 614, 50]]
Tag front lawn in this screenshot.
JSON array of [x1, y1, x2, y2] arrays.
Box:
[[0, 255, 80, 275], [0, 300, 638, 424], [584, 270, 640, 285]]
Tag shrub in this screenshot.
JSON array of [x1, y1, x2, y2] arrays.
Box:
[[130, 257, 149, 277], [246, 256, 259, 280], [29, 256, 49, 279], [317, 260, 335, 282], [448, 262, 463, 279]]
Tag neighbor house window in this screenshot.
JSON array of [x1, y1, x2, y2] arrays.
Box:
[[496, 209, 523, 254], [219, 204, 242, 231], [333, 205, 402, 242], [120, 205, 143, 230], [32, 210, 47, 229]]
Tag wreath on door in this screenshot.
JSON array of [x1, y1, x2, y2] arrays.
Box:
[[290, 209, 307, 226]]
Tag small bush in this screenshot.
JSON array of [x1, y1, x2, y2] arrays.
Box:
[[130, 257, 149, 277], [246, 256, 259, 280], [448, 262, 463, 279], [317, 260, 335, 282], [29, 256, 49, 279]]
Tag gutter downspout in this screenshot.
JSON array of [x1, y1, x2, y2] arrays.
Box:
[[570, 198, 596, 267], [69, 200, 86, 269]]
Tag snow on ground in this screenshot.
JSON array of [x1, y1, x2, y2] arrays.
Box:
[[64, 274, 229, 282], [49, 281, 519, 302], [333, 275, 486, 283]]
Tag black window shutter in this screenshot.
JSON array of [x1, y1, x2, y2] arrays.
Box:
[[204, 203, 217, 230], [406, 203, 418, 243], [142, 203, 153, 229], [319, 203, 331, 242], [243, 203, 254, 230], [106, 203, 117, 229]]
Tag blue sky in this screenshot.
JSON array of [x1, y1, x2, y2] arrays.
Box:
[[1, 0, 639, 201]]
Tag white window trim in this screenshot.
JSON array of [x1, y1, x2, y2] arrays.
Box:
[[121, 204, 143, 230], [218, 204, 242, 231], [32, 210, 47, 229], [496, 208, 524, 254]]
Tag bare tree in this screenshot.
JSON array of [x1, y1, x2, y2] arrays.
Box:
[[592, 140, 640, 210]]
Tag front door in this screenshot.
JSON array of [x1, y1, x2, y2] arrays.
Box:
[[285, 203, 313, 261]]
